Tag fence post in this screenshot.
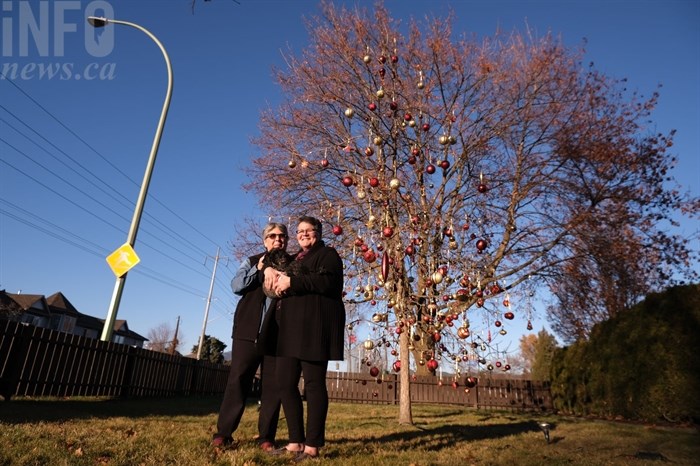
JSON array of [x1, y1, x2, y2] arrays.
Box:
[[0, 320, 32, 401]]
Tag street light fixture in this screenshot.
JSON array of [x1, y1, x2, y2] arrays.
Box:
[[87, 16, 174, 342]]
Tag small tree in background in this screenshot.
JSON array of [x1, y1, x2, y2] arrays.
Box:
[[192, 335, 226, 364], [239, 1, 698, 424], [146, 322, 184, 354]]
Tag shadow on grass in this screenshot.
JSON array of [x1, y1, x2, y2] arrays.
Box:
[[0, 396, 225, 423], [328, 420, 557, 457]]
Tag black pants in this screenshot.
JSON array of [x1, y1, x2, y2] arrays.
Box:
[[215, 339, 280, 443], [276, 357, 329, 448]]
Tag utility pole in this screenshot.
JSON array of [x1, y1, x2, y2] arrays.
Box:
[[197, 247, 221, 360], [170, 315, 180, 355]]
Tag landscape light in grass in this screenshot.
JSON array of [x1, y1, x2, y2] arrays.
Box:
[[539, 422, 551, 443]]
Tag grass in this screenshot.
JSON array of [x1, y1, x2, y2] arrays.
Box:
[[0, 396, 697, 465]]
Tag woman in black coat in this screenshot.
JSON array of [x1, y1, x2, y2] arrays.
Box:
[[264, 216, 345, 461]]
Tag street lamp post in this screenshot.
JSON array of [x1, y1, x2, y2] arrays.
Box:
[[87, 16, 174, 342]]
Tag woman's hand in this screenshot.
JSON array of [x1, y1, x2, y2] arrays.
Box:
[[274, 274, 291, 296], [263, 266, 279, 291]]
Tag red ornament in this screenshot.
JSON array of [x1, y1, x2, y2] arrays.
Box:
[[411, 147, 420, 156], [381, 252, 390, 281], [432, 332, 441, 342], [369, 366, 380, 377], [457, 326, 470, 339], [427, 359, 438, 372], [379, 55, 387, 63], [321, 159, 329, 168], [363, 250, 377, 263], [426, 164, 436, 174], [382, 226, 394, 237], [368, 102, 377, 111], [422, 123, 430, 131], [439, 160, 450, 169], [404, 112, 413, 121], [476, 239, 488, 251], [527, 321, 533, 331], [464, 377, 477, 388], [369, 177, 380, 188], [391, 55, 398, 63], [407, 155, 417, 164], [389, 101, 398, 111], [364, 147, 374, 157], [404, 245, 415, 255], [332, 225, 343, 235], [494, 320, 502, 327], [504, 311, 515, 320], [392, 360, 401, 372], [477, 183, 489, 193], [342, 176, 354, 187]]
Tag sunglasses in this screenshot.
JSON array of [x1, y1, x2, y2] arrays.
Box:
[[266, 233, 288, 240]]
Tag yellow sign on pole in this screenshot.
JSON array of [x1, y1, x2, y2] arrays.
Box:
[[106, 243, 140, 278]]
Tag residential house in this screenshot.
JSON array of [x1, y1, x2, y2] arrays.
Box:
[[0, 290, 147, 348]]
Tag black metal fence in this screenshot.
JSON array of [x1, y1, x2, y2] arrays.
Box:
[[0, 318, 552, 411]]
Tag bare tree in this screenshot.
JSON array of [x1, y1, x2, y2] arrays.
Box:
[[146, 322, 183, 354], [241, 2, 698, 424]]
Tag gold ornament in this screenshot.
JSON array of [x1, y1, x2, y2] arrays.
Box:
[[389, 178, 401, 189], [344, 108, 354, 118]]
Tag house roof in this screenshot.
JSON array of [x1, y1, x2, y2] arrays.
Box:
[[46, 292, 80, 318], [1, 292, 50, 316]]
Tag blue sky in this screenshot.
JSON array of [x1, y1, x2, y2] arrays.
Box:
[[1, 0, 698, 358]]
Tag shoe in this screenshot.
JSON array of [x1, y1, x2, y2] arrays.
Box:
[[259, 441, 275, 452], [211, 436, 232, 448], [268, 446, 302, 456], [293, 451, 319, 462]]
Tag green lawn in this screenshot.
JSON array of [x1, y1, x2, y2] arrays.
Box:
[[1, 396, 697, 465]]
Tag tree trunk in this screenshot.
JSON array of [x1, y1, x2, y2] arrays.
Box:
[[398, 327, 413, 424]]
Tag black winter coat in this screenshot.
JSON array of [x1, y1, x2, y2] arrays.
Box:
[[275, 241, 345, 361], [231, 253, 278, 353]]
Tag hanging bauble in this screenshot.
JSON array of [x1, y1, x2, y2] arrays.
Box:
[[449, 238, 458, 250], [342, 176, 354, 187], [404, 245, 415, 256], [381, 252, 390, 281], [391, 54, 398, 63], [455, 289, 468, 302], [487, 364, 494, 371], [378, 55, 387, 63], [476, 297, 485, 307], [426, 164, 436, 174], [364, 146, 374, 157], [476, 239, 488, 251], [344, 108, 354, 118], [504, 311, 515, 320], [427, 359, 439, 372], [389, 101, 398, 111], [448, 135, 457, 145], [407, 155, 417, 164], [494, 320, 502, 327], [369, 177, 380, 188], [431, 271, 443, 284], [368, 102, 377, 111], [288, 160, 297, 169], [432, 332, 441, 342], [363, 54, 371, 63], [464, 376, 477, 388], [439, 160, 450, 169], [527, 320, 533, 331], [382, 226, 394, 237], [363, 339, 374, 350], [321, 159, 329, 168], [408, 119, 416, 127], [477, 183, 489, 193], [392, 360, 401, 372], [389, 178, 401, 189], [422, 123, 430, 131], [363, 250, 377, 263], [378, 67, 386, 78], [457, 325, 470, 339], [332, 225, 343, 235], [369, 366, 379, 377], [499, 328, 507, 335], [373, 136, 383, 145], [376, 88, 385, 99], [504, 364, 511, 371]]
